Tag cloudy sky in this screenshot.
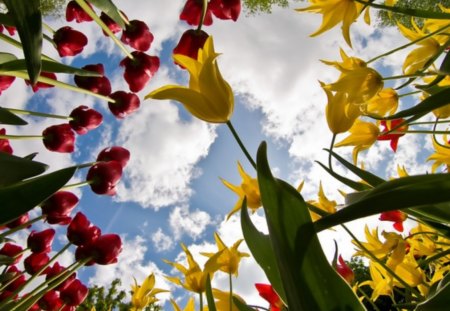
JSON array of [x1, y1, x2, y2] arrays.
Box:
[[1, 0, 437, 309]]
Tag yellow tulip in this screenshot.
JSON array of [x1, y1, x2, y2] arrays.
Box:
[[359, 262, 393, 301], [130, 273, 168, 311], [307, 182, 337, 221], [146, 36, 234, 123], [427, 135, 450, 173], [170, 297, 195, 311], [366, 88, 399, 117], [211, 288, 245, 311]]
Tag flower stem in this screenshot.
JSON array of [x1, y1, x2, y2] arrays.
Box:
[[409, 119, 449, 126], [61, 180, 92, 191], [386, 130, 449, 135], [0, 215, 45, 239], [199, 292, 204, 311], [4, 108, 71, 120], [42, 22, 55, 35], [229, 273, 233, 311], [382, 72, 436, 80], [226, 121, 256, 170], [329, 134, 336, 172], [197, 0, 208, 31], [0, 134, 43, 140], [398, 90, 421, 98]]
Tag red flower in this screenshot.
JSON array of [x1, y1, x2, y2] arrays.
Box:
[[46, 262, 76, 291], [173, 29, 208, 62], [41, 191, 79, 225], [121, 20, 154, 51], [38, 290, 63, 311], [0, 75, 15, 94], [76, 234, 122, 265], [180, 0, 213, 26], [67, 212, 101, 246], [100, 12, 123, 35], [108, 91, 140, 119], [24, 252, 50, 275], [42, 124, 76, 153], [86, 161, 123, 195], [0, 243, 23, 265], [69, 105, 103, 135], [209, 0, 241, 21], [255, 283, 284, 311], [120, 51, 160, 92], [66, 1, 93, 23], [0, 128, 13, 154], [26, 72, 57, 92], [377, 118, 407, 152], [53, 26, 88, 57], [97, 146, 130, 168], [0, 25, 16, 36], [380, 210, 407, 232], [6, 213, 30, 229], [60, 279, 88, 306], [335, 255, 354, 284], [27, 228, 56, 253], [74, 63, 112, 96], [5, 266, 26, 291]]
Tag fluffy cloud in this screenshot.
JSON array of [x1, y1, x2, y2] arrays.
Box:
[[169, 205, 213, 240], [152, 227, 175, 252]]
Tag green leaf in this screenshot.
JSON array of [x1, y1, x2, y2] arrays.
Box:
[[410, 202, 450, 225], [240, 199, 287, 303], [315, 161, 370, 191], [205, 274, 217, 311], [0, 52, 17, 64], [256, 142, 365, 311], [0, 107, 27, 125], [89, 0, 126, 29], [0, 59, 102, 77], [415, 273, 450, 311], [0, 166, 76, 224], [3, 0, 42, 84], [233, 297, 257, 311], [0, 152, 48, 186], [0, 13, 14, 27], [315, 174, 450, 232]]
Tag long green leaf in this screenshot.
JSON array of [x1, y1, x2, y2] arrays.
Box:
[[415, 273, 450, 311], [233, 297, 257, 311], [0, 52, 17, 64], [0, 107, 27, 125], [257, 142, 365, 311], [315, 174, 450, 232], [0, 166, 76, 224], [0, 13, 14, 26], [315, 161, 370, 191], [205, 274, 217, 311], [0, 152, 48, 186], [3, 0, 42, 84], [240, 199, 287, 304], [410, 202, 450, 225], [0, 59, 102, 77], [89, 0, 126, 29]]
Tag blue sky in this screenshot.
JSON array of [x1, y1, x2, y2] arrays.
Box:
[[1, 0, 439, 308]]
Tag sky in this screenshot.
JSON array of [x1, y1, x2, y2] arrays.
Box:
[[0, 0, 439, 309]]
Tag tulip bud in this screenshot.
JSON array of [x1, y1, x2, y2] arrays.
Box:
[[97, 146, 130, 168], [66, 1, 93, 23], [69, 105, 103, 135], [108, 91, 141, 119], [42, 124, 76, 153], [53, 26, 88, 57], [27, 228, 56, 253], [67, 212, 101, 246], [121, 20, 154, 51], [120, 51, 160, 92]]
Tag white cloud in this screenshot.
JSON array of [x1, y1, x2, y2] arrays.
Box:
[[152, 227, 174, 252], [169, 205, 213, 240]]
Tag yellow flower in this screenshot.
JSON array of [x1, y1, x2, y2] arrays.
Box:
[[427, 135, 450, 172], [296, 0, 368, 46], [221, 162, 261, 220], [146, 36, 234, 123], [365, 88, 399, 117], [170, 297, 195, 311], [321, 81, 361, 134], [352, 225, 403, 259], [307, 182, 337, 221], [201, 232, 249, 276], [392, 252, 426, 289], [130, 273, 168, 311], [211, 288, 246, 311], [164, 243, 223, 293], [334, 119, 380, 164], [359, 262, 393, 301]]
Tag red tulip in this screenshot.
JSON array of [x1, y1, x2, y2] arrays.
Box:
[[86, 161, 123, 195], [121, 20, 154, 51], [38, 290, 63, 311], [76, 234, 122, 265], [209, 0, 241, 21], [6, 213, 30, 229], [53, 26, 88, 57], [24, 252, 50, 275], [380, 210, 407, 232], [120, 51, 160, 92], [0, 75, 15, 94], [97, 146, 130, 168], [26, 72, 57, 92], [66, 1, 93, 23], [27, 228, 56, 253], [60, 279, 88, 306], [0, 24, 16, 36], [41, 191, 79, 225], [180, 0, 213, 26], [46, 262, 76, 291], [377, 118, 407, 152], [74, 64, 112, 96], [335, 255, 354, 284], [69, 105, 103, 135], [100, 11, 123, 35], [0, 128, 13, 154], [42, 124, 76, 153], [67, 212, 101, 246], [173, 29, 208, 62], [5, 266, 26, 291], [0, 243, 23, 265], [255, 283, 284, 311], [108, 91, 140, 119]]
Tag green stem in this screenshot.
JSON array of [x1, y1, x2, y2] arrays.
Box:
[[409, 119, 449, 126], [229, 274, 233, 311], [42, 22, 55, 35], [398, 90, 422, 98], [0, 33, 55, 62], [382, 72, 436, 80], [226, 121, 256, 170], [384, 130, 450, 135], [197, 0, 208, 31], [0, 134, 43, 140], [74, 0, 134, 59], [4, 108, 71, 120], [356, 287, 380, 311], [329, 134, 336, 172], [199, 292, 204, 311], [75, 161, 98, 169], [0, 215, 45, 239], [61, 180, 92, 191]]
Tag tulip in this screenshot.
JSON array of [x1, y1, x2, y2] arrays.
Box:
[[42, 124, 76, 153], [66, 1, 93, 23], [180, 0, 213, 26], [0, 24, 16, 36], [69, 105, 103, 135], [67, 212, 101, 246], [41, 191, 79, 225], [60, 279, 88, 306], [24, 252, 50, 275], [377, 118, 407, 152], [379, 210, 407, 232], [120, 51, 160, 92], [77, 234, 122, 265], [100, 12, 122, 35], [0, 128, 13, 154], [46, 262, 76, 291], [86, 161, 123, 195], [173, 29, 209, 62], [96, 146, 130, 168], [121, 20, 154, 51], [108, 91, 141, 119], [0, 243, 23, 265], [27, 228, 56, 253], [74, 64, 112, 96], [209, 0, 241, 21], [6, 213, 30, 229], [38, 290, 63, 311], [255, 283, 284, 311], [26, 72, 57, 92], [5, 266, 26, 291], [335, 255, 355, 284], [0, 75, 15, 95], [53, 26, 88, 57]]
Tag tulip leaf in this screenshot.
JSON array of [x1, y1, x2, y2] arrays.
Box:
[[3, 0, 42, 84], [0, 59, 102, 77], [410, 202, 450, 225], [205, 274, 217, 311], [0, 107, 27, 125], [240, 199, 287, 304], [0, 152, 48, 186], [0, 166, 76, 224], [0, 52, 17, 64], [233, 297, 257, 311], [315, 174, 450, 232], [256, 141, 365, 311], [0, 13, 14, 26], [89, 0, 126, 29], [315, 161, 370, 191], [415, 273, 450, 311]]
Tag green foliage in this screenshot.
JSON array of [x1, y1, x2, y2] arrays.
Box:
[[242, 0, 289, 14], [39, 0, 68, 17]]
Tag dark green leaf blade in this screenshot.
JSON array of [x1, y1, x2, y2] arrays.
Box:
[[0, 166, 76, 224], [0, 59, 102, 77], [205, 274, 217, 311], [257, 142, 364, 311], [233, 297, 258, 311], [0, 107, 27, 125], [415, 273, 450, 311], [0, 152, 48, 186]]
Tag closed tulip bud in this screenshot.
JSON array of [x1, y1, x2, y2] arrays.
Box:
[[0, 75, 15, 95], [46, 262, 76, 291], [100, 12, 123, 35], [173, 29, 209, 63], [74, 64, 112, 96], [38, 290, 63, 311], [66, 1, 93, 23], [121, 20, 154, 51], [60, 279, 88, 306], [41, 191, 79, 225], [0, 243, 23, 265], [42, 124, 76, 153], [6, 213, 30, 229], [67, 212, 101, 246], [27, 228, 56, 253], [87, 161, 123, 195], [108, 91, 141, 119], [90, 234, 122, 265], [97, 146, 130, 168], [53, 26, 88, 57], [180, 0, 213, 26], [24, 252, 50, 275], [5, 266, 26, 291], [0, 128, 13, 154], [120, 52, 160, 92], [69, 105, 103, 135], [335, 255, 354, 284], [209, 0, 241, 21]]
